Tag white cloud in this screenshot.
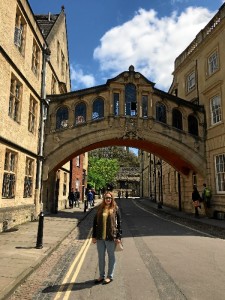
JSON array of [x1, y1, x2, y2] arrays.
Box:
[[94, 7, 214, 91], [70, 65, 96, 90]]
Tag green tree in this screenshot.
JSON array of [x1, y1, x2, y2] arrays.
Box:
[[88, 157, 120, 191], [90, 146, 139, 167]]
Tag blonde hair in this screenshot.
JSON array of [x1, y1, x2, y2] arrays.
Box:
[[97, 192, 117, 216]]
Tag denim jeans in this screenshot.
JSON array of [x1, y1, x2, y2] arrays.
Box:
[[96, 239, 116, 279]]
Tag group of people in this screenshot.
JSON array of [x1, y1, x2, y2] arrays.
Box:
[[68, 188, 80, 208], [192, 183, 212, 217]]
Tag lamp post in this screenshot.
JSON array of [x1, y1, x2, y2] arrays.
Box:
[[35, 45, 51, 249], [156, 160, 162, 209]]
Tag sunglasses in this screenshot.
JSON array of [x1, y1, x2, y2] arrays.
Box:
[[105, 197, 112, 200]]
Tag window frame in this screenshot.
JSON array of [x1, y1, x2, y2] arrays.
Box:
[[215, 154, 225, 193], [23, 157, 34, 198], [14, 8, 26, 55], [208, 51, 219, 76], [210, 95, 222, 125], [9, 75, 22, 123], [186, 71, 196, 93], [2, 150, 17, 199]]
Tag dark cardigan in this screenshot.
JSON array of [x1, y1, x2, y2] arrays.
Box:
[[92, 207, 122, 240]]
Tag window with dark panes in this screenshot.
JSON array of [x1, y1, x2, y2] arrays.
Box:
[[9, 76, 22, 123], [2, 151, 17, 198], [31, 39, 40, 76], [75, 103, 86, 124], [211, 95, 221, 125], [92, 98, 104, 120], [125, 84, 136, 116], [188, 115, 198, 136], [56, 106, 69, 129], [156, 102, 166, 123], [172, 108, 183, 130], [23, 157, 33, 197], [142, 95, 148, 117], [113, 93, 119, 116]]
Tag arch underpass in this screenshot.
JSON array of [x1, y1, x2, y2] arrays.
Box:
[[42, 66, 206, 210]]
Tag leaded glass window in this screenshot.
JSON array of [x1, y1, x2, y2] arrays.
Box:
[[156, 102, 166, 123], [75, 103, 86, 124], [56, 106, 68, 129], [92, 98, 104, 120], [211, 95, 221, 125]]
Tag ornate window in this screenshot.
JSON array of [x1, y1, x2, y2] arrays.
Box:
[[156, 102, 166, 123], [14, 8, 26, 55], [142, 95, 148, 117], [210, 95, 221, 125], [188, 115, 198, 136], [172, 108, 183, 130], [92, 98, 104, 120], [75, 103, 86, 124], [2, 150, 17, 198], [9, 75, 22, 123], [28, 96, 37, 134], [23, 157, 33, 197], [113, 93, 119, 116], [56, 106, 68, 129], [215, 154, 225, 192], [125, 84, 137, 116]]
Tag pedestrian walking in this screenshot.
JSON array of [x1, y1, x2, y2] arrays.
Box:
[[202, 183, 212, 217], [87, 189, 94, 208], [68, 188, 75, 208], [92, 192, 122, 285], [118, 190, 121, 199], [192, 185, 201, 218], [125, 190, 128, 199]]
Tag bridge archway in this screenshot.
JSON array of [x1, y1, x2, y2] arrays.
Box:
[[43, 67, 206, 210]]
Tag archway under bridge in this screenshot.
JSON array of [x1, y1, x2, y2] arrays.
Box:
[[42, 66, 206, 211]]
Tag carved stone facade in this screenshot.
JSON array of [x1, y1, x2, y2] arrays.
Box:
[[0, 0, 73, 231]]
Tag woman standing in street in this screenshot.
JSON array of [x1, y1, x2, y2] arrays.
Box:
[[92, 192, 122, 284]]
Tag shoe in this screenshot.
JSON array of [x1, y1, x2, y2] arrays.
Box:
[[103, 278, 113, 285], [94, 278, 104, 284]]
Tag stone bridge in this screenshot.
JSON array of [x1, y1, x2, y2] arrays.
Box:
[[43, 66, 206, 184]]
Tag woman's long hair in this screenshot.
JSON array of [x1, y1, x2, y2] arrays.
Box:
[[97, 192, 117, 216]]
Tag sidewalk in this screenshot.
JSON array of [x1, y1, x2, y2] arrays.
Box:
[[138, 197, 225, 230], [0, 200, 101, 300], [1, 198, 225, 300]]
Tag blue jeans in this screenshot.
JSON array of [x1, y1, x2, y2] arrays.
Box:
[[96, 240, 116, 279]]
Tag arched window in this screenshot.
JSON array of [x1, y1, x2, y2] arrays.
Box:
[[156, 102, 166, 123], [172, 108, 183, 130], [75, 102, 86, 124], [92, 98, 104, 120], [56, 106, 68, 129], [188, 114, 198, 136], [125, 83, 137, 116]]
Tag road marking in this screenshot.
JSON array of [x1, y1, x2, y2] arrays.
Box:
[[133, 200, 215, 238], [53, 229, 92, 300]]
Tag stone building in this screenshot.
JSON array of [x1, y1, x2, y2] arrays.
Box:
[[0, 0, 83, 231], [141, 3, 225, 216]]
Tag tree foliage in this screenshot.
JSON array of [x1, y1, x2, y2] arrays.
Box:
[[88, 157, 120, 191], [89, 147, 139, 167]]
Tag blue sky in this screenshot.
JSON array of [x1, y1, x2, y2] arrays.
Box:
[[29, 0, 224, 92]]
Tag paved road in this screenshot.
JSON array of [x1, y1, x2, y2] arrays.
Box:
[[8, 198, 225, 300]]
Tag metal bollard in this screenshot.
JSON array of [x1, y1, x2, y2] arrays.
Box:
[[36, 212, 44, 249]]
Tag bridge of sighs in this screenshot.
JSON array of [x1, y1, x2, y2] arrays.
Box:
[[42, 66, 206, 208]]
